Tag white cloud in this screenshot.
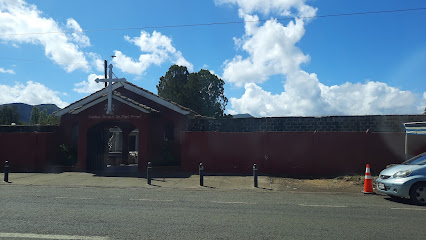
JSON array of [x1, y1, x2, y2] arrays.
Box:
[[0, 67, 15, 74], [221, 0, 422, 116], [231, 80, 418, 117], [0, 81, 68, 108], [113, 31, 193, 75], [0, 0, 89, 72], [175, 51, 194, 72], [73, 73, 105, 94], [215, 0, 317, 17], [230, 71, 326, 117], [112, 50, 148, 76], [319, 81, 418, 115], [126, 31, 175, 54], [66, 18, 90, 47], [223, 16, 309, 86], [420, 92, 426, 113], [86, 52, 105, 73]]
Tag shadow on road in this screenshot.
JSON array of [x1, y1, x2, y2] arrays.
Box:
[[383, 196, 426, 207], [92, 165, 193, 178]]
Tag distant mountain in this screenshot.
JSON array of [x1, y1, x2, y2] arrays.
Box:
[[233, 113, 254, 118], [0, 103, 60, 123]]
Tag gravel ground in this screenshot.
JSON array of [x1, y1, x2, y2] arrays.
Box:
[[1, 172, 374, 193], [270, 175, 370, 192]]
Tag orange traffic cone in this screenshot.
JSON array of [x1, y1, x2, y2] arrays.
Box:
[[363, 164, 374, 194]]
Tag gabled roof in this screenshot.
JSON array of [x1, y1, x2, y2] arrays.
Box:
[[68, 91, 158, 115], [112, 91, 158, 113], [55, 82, 200, 117], [121, 81, 200, 116]]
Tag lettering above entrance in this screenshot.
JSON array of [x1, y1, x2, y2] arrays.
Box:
[[88, 115, 144, 120]]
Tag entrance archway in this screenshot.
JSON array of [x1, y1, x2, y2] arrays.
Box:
[[86, 121, 138, 172], [107, 126, 139, 166]]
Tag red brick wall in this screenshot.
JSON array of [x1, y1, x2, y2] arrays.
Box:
[[180, 131, 420, 175], [0, 132, 57, 172]]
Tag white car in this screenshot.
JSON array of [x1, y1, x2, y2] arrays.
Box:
[[376, 152, 426, 205]]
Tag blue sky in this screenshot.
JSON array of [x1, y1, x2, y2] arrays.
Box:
[[0, 0, 425, 116]]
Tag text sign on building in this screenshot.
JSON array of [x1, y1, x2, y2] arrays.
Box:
[[88, 115, 143, 120]]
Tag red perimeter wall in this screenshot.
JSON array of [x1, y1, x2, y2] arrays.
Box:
[[180, 131, 419, 175], [2, 130, 425, 175], [0, 132, 57, 172]]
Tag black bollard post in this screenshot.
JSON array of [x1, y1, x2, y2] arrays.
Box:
[[147, 162, 152, 185], [4, 161, 9, 183], [253, 163, 258, 188], [199, 163, 204, 186]]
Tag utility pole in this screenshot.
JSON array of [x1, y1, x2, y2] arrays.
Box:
[[104, 56, 116, 88], [104, 60, 107, 87]]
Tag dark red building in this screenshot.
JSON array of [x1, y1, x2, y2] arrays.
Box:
[[55, 81, 200, 172]]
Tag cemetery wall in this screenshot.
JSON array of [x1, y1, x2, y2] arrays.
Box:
[[188, 115, 426, 132], [182, 115, 426, 175], [180, 131, 426, 175], [1, 114, 426, 174], [0, 126, 59, 172]]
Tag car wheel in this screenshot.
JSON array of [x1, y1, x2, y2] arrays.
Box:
[[409, 183, 426, 206]]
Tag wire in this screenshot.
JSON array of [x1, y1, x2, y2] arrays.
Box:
[[1, 7, 425, 64], [303, 7, 426, 19], [0, 7, 425, 37], [0, 57, 50, 63]]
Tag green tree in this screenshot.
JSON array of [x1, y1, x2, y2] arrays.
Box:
[[157, 65, 190, 106], [157, 65, 228, 118], [46, 113, 60, 125], [39, 108, 48, 125], [30, 106, 40, 125], [0, 105, 20, 125]]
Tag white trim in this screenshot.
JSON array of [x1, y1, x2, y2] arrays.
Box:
[[71, 96, 107, 114], [70, 95, 151, 115], [122, 82, 190, 115], [404, 122, 426, 126], [404, 122, 426, 135], [112, 95, 150, 113], [55, 84, 123, 116], [56, 81, 191, 116]]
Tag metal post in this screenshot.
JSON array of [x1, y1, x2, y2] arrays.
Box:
[[147, 162, 152, 185], [4, 161, 9, 183], [199, 163, 204, 186], [104, 60, 107, 87], [253, 163, 258, 188]]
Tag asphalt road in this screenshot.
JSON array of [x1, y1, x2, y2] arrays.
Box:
[[0, 185, 424, 240]]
